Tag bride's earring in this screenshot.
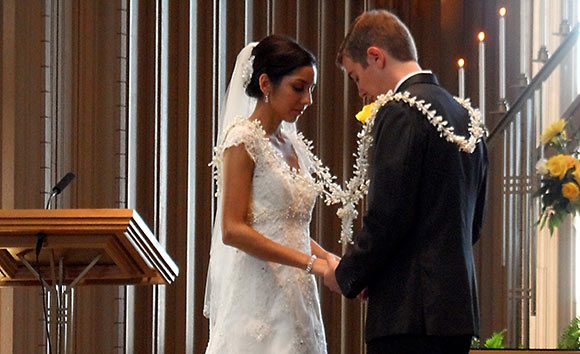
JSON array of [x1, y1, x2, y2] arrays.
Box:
[[265, 94, 269, 103]]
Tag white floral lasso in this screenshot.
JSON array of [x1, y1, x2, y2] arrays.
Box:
[[300, 90, 487, 244], [241, 55, 255, 89], [366, 91, 487, 153]]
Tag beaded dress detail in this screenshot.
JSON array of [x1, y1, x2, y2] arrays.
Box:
[[204, 118, 327, 354]]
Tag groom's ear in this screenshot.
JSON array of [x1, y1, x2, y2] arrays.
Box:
[[366, 46, 386, 69]]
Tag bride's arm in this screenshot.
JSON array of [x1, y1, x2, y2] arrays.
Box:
[[310, 239, 340, 261], [221, 144, 328, 276], [311, 240, 342, 269], [309, 240, 329, 260]]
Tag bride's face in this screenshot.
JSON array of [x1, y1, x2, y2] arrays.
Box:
[[269, 65, 317, 123]]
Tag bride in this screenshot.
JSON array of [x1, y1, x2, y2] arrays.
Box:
[[204, 35, 333, 353]]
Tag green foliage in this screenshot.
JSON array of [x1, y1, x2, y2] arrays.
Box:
[[471, 320, 580, 350], [484, 329, 506, 349], [470, 336, 481, 349], [558, 317, 580, 350]]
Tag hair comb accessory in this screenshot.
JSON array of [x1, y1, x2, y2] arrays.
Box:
[[241, 55, 255, 89]]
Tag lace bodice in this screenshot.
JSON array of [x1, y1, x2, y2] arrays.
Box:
[[205, 118, 327, 354], [213, 118, 319, 246]]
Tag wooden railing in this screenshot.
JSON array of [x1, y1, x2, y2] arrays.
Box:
[[488, 25, 580, 144], [486, 23, 580, 348]]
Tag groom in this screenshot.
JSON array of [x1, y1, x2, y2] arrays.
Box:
[[324, 9, 488, 354]]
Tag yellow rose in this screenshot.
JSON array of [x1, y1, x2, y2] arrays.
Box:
[[573, 162, 580, 184], [541, 119, 566, 144], [355, 103, 375, 124], [547, 154, 576, 179], [562, 182, 580, 201]]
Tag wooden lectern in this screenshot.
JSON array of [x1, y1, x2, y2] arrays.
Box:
[[0, 209, 179, 353]]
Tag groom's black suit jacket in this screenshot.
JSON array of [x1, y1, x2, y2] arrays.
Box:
[[335, 73, 488, 341]]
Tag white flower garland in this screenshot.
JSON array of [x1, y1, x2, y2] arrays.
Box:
[[302, 90, 487, 244], [369, 90, 486, 153]]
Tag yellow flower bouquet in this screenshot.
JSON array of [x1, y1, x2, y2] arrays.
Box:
[[535, 119, 580, 233]]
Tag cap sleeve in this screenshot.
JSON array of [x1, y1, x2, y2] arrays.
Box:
[[220, 119, 262, 163], [210, 118, 264, 197]]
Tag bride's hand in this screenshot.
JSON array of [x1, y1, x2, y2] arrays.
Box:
[[311, 258, 329, 277], [323, 256, 341, 294]]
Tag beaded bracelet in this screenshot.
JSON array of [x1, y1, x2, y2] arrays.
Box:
[[305, 255, 317, 274]]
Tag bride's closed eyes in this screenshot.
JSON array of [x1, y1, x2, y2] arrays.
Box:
[[292, 81, 316, 94], [293, 85, 316, 94]]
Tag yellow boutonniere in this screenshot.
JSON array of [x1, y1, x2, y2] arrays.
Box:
[[355, 103, 376, 124]]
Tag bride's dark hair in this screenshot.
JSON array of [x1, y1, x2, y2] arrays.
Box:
[[246, 34, 317, 98]]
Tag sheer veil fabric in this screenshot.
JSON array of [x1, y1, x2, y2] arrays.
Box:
[[203, 42, 258, 321]]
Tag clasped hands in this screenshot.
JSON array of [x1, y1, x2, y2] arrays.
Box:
[[322, 252, 341, 294], [314, 253, 367, 300]]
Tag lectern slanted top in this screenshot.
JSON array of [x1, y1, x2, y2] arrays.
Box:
[[0, 209, 179, 287]]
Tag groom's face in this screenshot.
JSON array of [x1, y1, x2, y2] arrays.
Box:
[[341, 55, 381, 100]]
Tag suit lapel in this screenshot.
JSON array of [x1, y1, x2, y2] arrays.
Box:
[[396, 73, 440, 93]]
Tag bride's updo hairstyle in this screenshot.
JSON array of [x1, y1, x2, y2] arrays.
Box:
[[245, 34, 317, 98]]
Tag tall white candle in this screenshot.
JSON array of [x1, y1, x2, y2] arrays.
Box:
[[520, 2, 528, 75], [562, 0, 568, 21], [540, 0, 547, 46], [499, 7, 507, 99], [458, 58, 465, 99], [478, 32, 486, 123]]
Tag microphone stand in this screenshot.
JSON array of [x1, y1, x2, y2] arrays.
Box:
[[38, 172, 75, 354]]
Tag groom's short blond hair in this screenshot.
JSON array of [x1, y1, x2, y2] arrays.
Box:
[[337, 9, 418, 67]]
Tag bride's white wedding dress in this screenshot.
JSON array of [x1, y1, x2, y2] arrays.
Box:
[[204, 118, 327, 354]]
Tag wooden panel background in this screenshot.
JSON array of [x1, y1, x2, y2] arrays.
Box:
[[0, 0, 509, 353]]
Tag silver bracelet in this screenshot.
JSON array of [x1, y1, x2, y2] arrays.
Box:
[[305, 255, 317, 274]]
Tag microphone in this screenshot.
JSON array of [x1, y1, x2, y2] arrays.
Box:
[[39, 172, 76, 262], [52, 172, 76, 195], [45, 172, 76, 209]]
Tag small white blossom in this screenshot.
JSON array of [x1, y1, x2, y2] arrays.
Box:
[[535, 158, 549, 176]]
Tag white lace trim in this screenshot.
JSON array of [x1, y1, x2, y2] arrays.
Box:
[[210, 117, 317, 198]]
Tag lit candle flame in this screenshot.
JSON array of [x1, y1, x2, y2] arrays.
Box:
[[458, 58, 465, 68], [478, 32, 485, 42], [499, 7, 507, 17]]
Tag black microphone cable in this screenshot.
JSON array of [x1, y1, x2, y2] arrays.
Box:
[[36, 238, 52, 354], [38, 172, 75, 354]]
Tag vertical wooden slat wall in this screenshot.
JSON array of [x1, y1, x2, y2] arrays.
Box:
[[70, 0, 126, 349], [2, 0, 52, 353], [0, 2, 15, 350], [192, 0, 214, 351], [0, 0, 508, 353], [164, 0, 192, 351]]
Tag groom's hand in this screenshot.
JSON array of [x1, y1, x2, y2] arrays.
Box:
[[325, 252, 341, 262], [323, 256, 341, 294]]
